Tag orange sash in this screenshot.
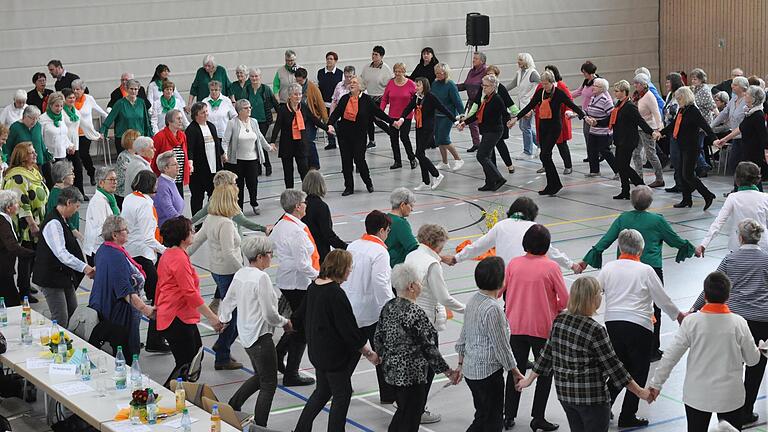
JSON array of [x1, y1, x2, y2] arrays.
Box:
[[539, 98, 553, 119], [361, 234, 387, 249], [75, 95, 86, 135], [343, 95, 359, 121], [701, 303, 731, 314], [609, 99, 626, 129], [673, 111, 683, 139], [292, 107, 305, 140], [282, 215, 320, 271], [120, 87, 128, 97], [618, 253, 641, 261], [477, 98, 490, 125], [415, 103, 423, 129], [132, 192, 162, 242]]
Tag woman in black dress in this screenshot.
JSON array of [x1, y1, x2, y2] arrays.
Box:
[[185, 102, 223, 215]]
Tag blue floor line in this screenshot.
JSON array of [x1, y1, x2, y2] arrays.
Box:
[[623, 394, 767, 430]]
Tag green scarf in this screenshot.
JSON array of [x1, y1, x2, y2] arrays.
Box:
[[508, 212, 525, 220], [46, 107, 63, 127], [160, 95, 176, 113], [97, 187, 120, 215], [154, 79, 163, 91], [208, 98, 222, 108], [63, 105, 79, 122], [737, 185, 760, 192]]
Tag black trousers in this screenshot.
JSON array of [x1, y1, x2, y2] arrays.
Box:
[[490, 138, 513, 167], [556, 141, 573, 168], [587, 134, 617, 174], [354, 322, 396, 403], [561, 401, 610, 432], [652, 267, 664, 353], [133, 256, 164, 347], [281, 151, 309, 189], [538, 123, 564, 190], [276, 289, 307, 378], [685, 404, 742, 431], [0, 261, 21, 307], [16, 240, 35, 298], [743, 320, 768, 419], [415, 128, 439, 185], [189, 171, 214, 216], [227, 159, 260, 209], [367, 95, 391, 141], [78, 136, 95, 179], [257, 122, 272, 168], [295, 356, 357, 432], [606, 321, 653, 418], [338, 134, 372, 191], [680, 145, 714, 202], [467, 368, 505, 431], [476, 131, 505, 186], [66, 151, 85, 195], [389, 381, 428, 432], [114, 136, 123, 156], [617, 144, 645, 194], [505, 335, 552, 421], [390, 119, 415, 163], [161, 317, 202, 387]]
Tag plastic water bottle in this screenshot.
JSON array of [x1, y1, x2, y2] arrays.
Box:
[[20, 312, 31, 345], [0, 297, 7, 327], [180, 408, 192, 432], [22, 296, 31, 323], [130, 354, 142, 391], [175, 377, 186, 411], [80, 348, 91, 381], [146, 389, 157, 424], [210, 404, 221, 432], [56, 331, 67, 362], [114, 346, 127, 390]]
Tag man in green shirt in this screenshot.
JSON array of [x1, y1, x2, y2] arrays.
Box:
[[188, 54, 231, 108], [385, 188, 419, 267]]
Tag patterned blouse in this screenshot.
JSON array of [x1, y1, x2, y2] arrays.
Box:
[[115, 150, 132, 197], [374, 297, 450, 386], [3, 166, 49, 243], [693, 84, 717, 122]]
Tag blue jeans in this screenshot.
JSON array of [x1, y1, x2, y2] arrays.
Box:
[[519, 115, 538, 155], [212, 273, 237, 364], [696, 132, 710, 170], [307, 125, 320, 169], [669, 137, 683, 187]]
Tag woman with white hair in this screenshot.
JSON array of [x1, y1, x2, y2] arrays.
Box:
[[228, 64, 250, 103], [152, 109, 189, 197], [0, 90, 27, 127], [510, 70, 585, 196], [431, 63, 465, 170], [711, 76, 750, 175], [507, 53, 540, 159], [153, 150, 185, 227], [151, 80, 188, 135], [385, 187, 419, 267], [100, 79, 152, 153], [122, 134, 153, 201], [0, 189, 35, 307], [38, 92, 72, 166], [631, 74, 665, 188], [203, 80, 237, 138], [45, 160, 81, 240], [83, 167, 119, 264], [584, 77, 618, 176], [596, 229, 683, 428], [71, 79, 107, 186], [712, 91, 731, 136], [375, 263, 459, 431], [188, 54, 231, 107]]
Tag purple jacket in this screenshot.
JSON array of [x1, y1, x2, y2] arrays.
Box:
[[459, 64, 488, 102], [155, 175, 184, 227]]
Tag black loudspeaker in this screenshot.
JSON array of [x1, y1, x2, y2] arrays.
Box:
[[466, 13, 490, 47]]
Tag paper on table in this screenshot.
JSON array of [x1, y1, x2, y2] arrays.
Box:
[[108, 421, 151, 432], [161, 416, 199, 428], [51, 381, 94, 396], [26, 357, 53, 369]]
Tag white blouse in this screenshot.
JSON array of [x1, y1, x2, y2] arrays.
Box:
[[201, 96, 236, 137], [62, 108, 81, 150], [146, 81, 183, 111], [0, 103, 25, 127], [76, 95, 108, 141], [151, 94, 189, 135], [236, 123, 259, 161], [39, 112, 73, 159]]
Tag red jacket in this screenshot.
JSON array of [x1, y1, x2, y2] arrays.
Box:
[[151, 127, 189, 185], [534, 81, 573, 143]]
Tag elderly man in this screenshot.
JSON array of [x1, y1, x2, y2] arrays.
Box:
[[3, 106, 53, 184], [47, 59, 84, 92], [273, 49, 300, 104], [0, 90, 28, 127], [597, 229, 684, 428], [360, 46, 394, 148], [711, 67, 745, 96], [711, 76, 749, 175], [317, 51, 342, 149], [269, 189, 318, 387], [107, 72, 150, 111], [188, 55, 231, 109]]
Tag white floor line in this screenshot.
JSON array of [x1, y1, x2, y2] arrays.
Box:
[[355, 397, 439, 432]]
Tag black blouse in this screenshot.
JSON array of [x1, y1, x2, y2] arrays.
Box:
[[301, 194, 347, 263]]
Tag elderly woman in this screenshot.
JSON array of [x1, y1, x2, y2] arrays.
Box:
[[511, 70, 585, 196], [202, 80, 236, 138], [59, 89, 85, 195], [39, 92, 72, 167], [270, 83, 329, 189], [0, 90, 27, 127], [3, 143, 49, 303], [45, 161, 81, 240], [662, 73, 685, 193], [712, 91, 731, 135], [692, 219, 768, 425], [458, 52, 489, 153], [3, 106, 52, 185], [191, 170, 267, 235], [584, 78, 617, 176], [328, 76, 396, 196], [188, 55, 230, 107], [658, 87, 717, 209], [380, 62, 417, 169], [114, 129, 140, 207], [631, 74, 664, 188], [89, 215, 154, 361], [0, 190, 34, 307], [533, 65, 573, 176], [376, 263, 458, 431], [153, 150, 184, 229], [156, 216, 223, 386], [507, 53, 540, 158], [71, 79, 107, 186], [245, 68, 278, 176], [222, 99, 273, 214], [456, 256, 522, 431], [301, 169, 347, 263], [83, 167, 119, 264], [33, 187, 93, 328], [228, 65, 249, 103], [270, 189, 320, 387], [293, 250, 379, 431], [597, 229, 683, 428], [385, 187, 419, 267], [122, 170, 170, 353], [186, 102, 222, 214], [152, 109, 189, 197], [187, 178, 245, 371], [432, 63, 465, 170], [579, 185, 696, 360], [689, 68, 718, 174], [151, 80, 188, 135], [122, 135, 153, 202], [517, 276, 651, 432], [711, 76, 749, 175], [26, 72, 52, 112], [699, 162, 768, 256], [100, 79, 152, 153], [502, 224, 567, 431], [219, 236, 290, 426], [458, 75, 511, 192]]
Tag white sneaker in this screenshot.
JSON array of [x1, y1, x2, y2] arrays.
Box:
[[421, 410, 442, 424], [451, 159, 465, 170], [414, 183, 431, 191], [513, 152, 535, 160], [431, 173, 445, 190], [435, 162, 450, 170]]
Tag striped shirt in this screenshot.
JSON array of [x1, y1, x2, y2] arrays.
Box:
[[533, 312, 632, 404], [455, 292, 517, 380], [692, 245, 768, 321]]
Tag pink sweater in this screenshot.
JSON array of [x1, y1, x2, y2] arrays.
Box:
[[381, 79, 416, 119], [503, 254, 569, 339]]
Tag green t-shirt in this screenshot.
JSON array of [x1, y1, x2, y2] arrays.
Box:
[[190, 65, 231, 100], [385, 213, 419, 267], [228, 81, 248, 102], [100, 98, 151, 138]]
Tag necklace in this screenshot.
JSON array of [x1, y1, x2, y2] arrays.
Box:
[[239, 118, 250, 133]]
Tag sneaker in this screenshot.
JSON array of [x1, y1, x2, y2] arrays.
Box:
[[536, 167, 546, 173], [451, 159, 465, 171], [421, 410, 442, 424], [431, 173, 445, 190], [514, 152, 535, 160], [208, 298, 220, 315], [563, 168, 573, 175], [436, 162, 451, 170], [414, 183, 431, 191]]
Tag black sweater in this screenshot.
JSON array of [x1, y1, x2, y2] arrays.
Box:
[[302, 194, 347, 263], [409, 58, 439, 83], [328, 93, 394, 139], [400, 93, 454, 133], [463, 93, 511, 133], [660, 105, 715, 151], [185, 121, 223, 176], [596, 99, 653, 149], [517, 87, 585, 128], [737, 110, 768, 164], [270, 102, 327, 158]]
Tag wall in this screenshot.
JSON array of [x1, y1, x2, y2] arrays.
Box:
[[0, 0, 658, 106], [661, 0, 768, 85]]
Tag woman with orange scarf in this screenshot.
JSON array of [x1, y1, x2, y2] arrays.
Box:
[[151, 109, 189, 197], [71, 79, 106, 186]]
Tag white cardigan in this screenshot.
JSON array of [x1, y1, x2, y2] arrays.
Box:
[[39, 113, 72, 159], [76, 95, 108, 141], [406, 243, 465, 330]]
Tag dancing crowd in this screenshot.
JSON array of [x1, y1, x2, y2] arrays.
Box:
[[1, 47, 768, 432]]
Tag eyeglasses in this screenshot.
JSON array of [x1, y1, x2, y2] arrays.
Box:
[[104, 178, 117, 183]]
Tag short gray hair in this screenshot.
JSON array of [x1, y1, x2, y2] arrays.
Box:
[[516, 53, 534, 69], [95, 166, 115, 183], [164, 108, 182, 126], [287, 83, 302, 96], [482, 74, 499, 91], [0, 190, 21, 212], [208, 80, 222, 91], [280, 189, 306, 213], [235, 64, 248, 74], [343, 65, 356, 75], [248, 68, 261, 77], [389, 187, 415, 209], [203, 54, 215, 66], [540, 70, 556, 84], [126, 79, 140, 89], [55, 186, 83, 206], [70, 79, 85, 90], [301, 169, 327, 197], [133, 136, 153, 152], [738, 218, 764, 245], [633, 73, 650, 88], [630, 185, 653, 211], [593, 78, 609, 92], [23, 105, 41, 119], [746, 85, 766, 107], [235, 99, 251, 114], [733, 76, 749, 90], [51, 160, 74, 183], [475, 52, 488, 64], [434, 63, 451, 80], [675, 86, 696, 107], [101, 215, 127, 242], [156, 150, 177, 172], [284, 49, 296, 59], [618, 228, 645, 256], [689, 68, 707, 83], [391, 263, 421, 295], [634, 66, 651, 77], [714, 91, 730, 105], [417, 224, 448, 249], [242, 236, 274, 262]]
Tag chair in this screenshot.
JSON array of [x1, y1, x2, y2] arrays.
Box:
[[201, 396, 253, 430], [171, 381, 217, 409]]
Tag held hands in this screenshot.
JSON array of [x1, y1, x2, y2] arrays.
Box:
[[393, 119, 405, 129], [571, 262, 585, 274], [84, 265, 96, 279], [713, 139, 723, 148], [283, 320, 294, 333], [676, 312, 688, 325], [515, 374, 535, 392], [188, 160, 194, 174], [565, 111, 579, 119], [142, 305, 156, 319], [221, 154, 228, 164], [440, 255, 457, 266], [695, 245, 705, 257], [362, 350, 380, 365], [584, 116, 597, 127], [456, 122, 466, 132], [651, 131, 662, 141], [327, 125, 336, 136], [268, 144, 277, 152], [444, 368, 462, 385], [648, 387, 660, 403], [209, 317, 225, 333]]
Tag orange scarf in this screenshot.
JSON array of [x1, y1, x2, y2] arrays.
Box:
[[120, 86, 128, 97], [343, 94, 359, 121], [282, 215, 320, 271], [415, 102, 423, 129], [132, 192, 162, 242], [477, 96, 491, 124], [291, 106, 305, 140], [609, 99, 627, 129], [618, 253, 641, 261], [701, 303, 731, 314], [673, 111, 683, 139], [361, 234, 387, 249], [539, 98, 553, 119], [75, 95, 86, 135]]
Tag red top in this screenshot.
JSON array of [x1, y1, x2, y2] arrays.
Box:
[[151, 127, 190, 185], [155, 247, 204, 330], [380, 79, 417, 119], [534, 81, 573, 143]]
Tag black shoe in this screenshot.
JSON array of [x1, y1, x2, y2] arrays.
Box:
[[409, 159, 417, 169], [367, 141, 376, 148], [582, 157, 590, 163], [342, 189, 354, 196], [251, 205, 260, 216], [650, 349, 663, 362], [276, 346, 286, 374], [617, 415, 649, 428], [89, 177, 96, 186], [324, 144, 337, 150], [504, 418, 515, 430], [30, 287, 38, 294], [538, 185, 562, 196], [673, 200, 693, 208], [490, 178, 507, 191], [467, 146, 478, 153], [478, 184, 493, 191], [145, 341, 172, 353], [745, 412, 759, 425], [265, 165, 272, 177], [83, 195, 90, 201], [530, 418, 559, 431], [665, 186, 680, 193], [283, 375, 315, 387], [703, 194, 715, 211], [389, 162, 402, 170], [613, 193, 630, 200], [27, 295, 39, 304], [366, 184, 374, 193]]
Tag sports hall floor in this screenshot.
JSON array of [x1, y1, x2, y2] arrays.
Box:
[[30, 124, 768, 431]]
